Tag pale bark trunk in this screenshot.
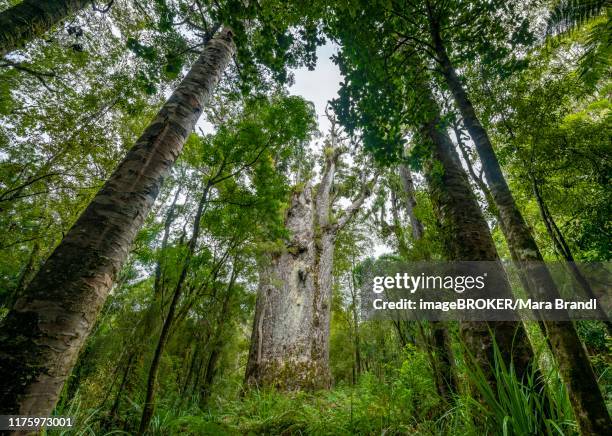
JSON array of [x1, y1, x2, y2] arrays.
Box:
[[0, 28, 234, 416], [245, 137, 373, 389], [398, 164, 425, 240], [245, 184, 333, 389], [390, 189, 411, 259], [0, 0, 92, 57], [452, 122, 499, 219], [421, 91, 534, 383], [429, 17, 611, 433]]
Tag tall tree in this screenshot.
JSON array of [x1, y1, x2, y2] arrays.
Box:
[[398, 165, 458, 401], [245, 117, 377, 389], [328, 0, 610, 431], [0, 0, 93, 57], [0, 28, 235, 416], [327, 5, 536, 387], [137, 93, 317, 433], [419, 89, 534, 384], [381, 162, 459, 401], [424, 4, 611, 432]]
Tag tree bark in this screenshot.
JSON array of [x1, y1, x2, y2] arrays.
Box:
[[0, 28, 234, 416], [452, 121, 499, 219], [420, 91, 534, 383], [429, 19, 611, 433], [398, 164, 425, 240], [245, 184, 333, 389], [0, 0, 93, 57], [396, 163, 458, 401], [245, 134, 374, 390]]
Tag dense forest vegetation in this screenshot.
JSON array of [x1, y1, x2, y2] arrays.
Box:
[[0, 0, 610, 434]]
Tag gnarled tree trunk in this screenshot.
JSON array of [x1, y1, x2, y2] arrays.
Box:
[[246, 134, 373, 390], [0, 0, 93, 57], [245, 185, 332, 389], [0, 28, 234, 416], [429, 17, 611, 434]]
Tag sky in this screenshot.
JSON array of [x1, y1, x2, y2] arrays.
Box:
[[289, 43, 392, 258], [288, 43, 343, 135], [198, 41, 391, 258]]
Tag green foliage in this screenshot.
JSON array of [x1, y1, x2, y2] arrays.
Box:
[[463, 339, 577, 435], [0, 1, 610, 435]]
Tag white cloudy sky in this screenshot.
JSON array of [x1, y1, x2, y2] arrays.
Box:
[[289, 43, 391, 258], [288, 43, 343, 135], [199, 42, 392, 257]]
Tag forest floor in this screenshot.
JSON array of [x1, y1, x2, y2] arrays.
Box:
[[47, 339, 611, 435]]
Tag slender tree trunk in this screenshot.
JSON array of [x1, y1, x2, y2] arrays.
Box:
[[154, 184, 183, 296], [138, 183, 211, 435], [199, 347, 221, 404], [454, 124, 551, 342], [452, 122, 499, 218], [104, 352, 135, 429], [199, 265, 238, 405], [138, 282, 182, 435], [429, 19, 611, 433], [0, 0, 92, 57], [398, 164, 425, 240], [421, 90, 534, 383], [431, 326, 457, 399], [391, 318, 409, 347], [531, 175, 611, 332], [181, 338, 203, 397], [349, 268, 362, 377], [395, 163, 458, 400], [0, 28, 234, 416], [8, 241, 40, 307]]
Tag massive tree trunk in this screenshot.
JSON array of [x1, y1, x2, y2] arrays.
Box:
[[429, 18, 611, 434], [0, 0, 92, 57], [0, 28, 234, 416], [245, 184, 332, 389], [245, 136, 373, 390], [420, 91, 534, 383]]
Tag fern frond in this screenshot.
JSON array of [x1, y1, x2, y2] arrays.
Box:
[[546, 0, 609, 36]]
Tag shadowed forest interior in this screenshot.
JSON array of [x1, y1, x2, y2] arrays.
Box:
[[0, 0, 610, 434]]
